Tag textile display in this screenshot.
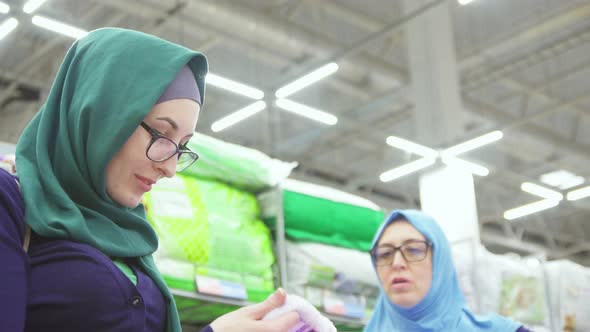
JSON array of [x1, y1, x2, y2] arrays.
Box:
[[474, 249, 550, 331], [144, 175, 276, 302], [545, 260, 590, 332], [260, 179, 384, 251], [183, 133, 296, 192]]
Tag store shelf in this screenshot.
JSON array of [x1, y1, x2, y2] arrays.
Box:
[[260, 186, 373, 330], [151, 160, 375, 329], [170, 288, 254, 307], [322, 312, 366, 327], [171, 287, 366, 329]]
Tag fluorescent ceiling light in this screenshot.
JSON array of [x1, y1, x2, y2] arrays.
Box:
[[385, 136, 438, 158], [0, 18, 18, 41], [380, 158, 436, 182], [458, 0, 475, 5], [275, 98, 337, 125], [23, 0, 47, 14], [521, 182, 563, 200], [442, 130, 503, 157], [211, 101, 267, 132], [275, 62, 339, 98], [441, 156, 489, 176], [0, 2, 9, 14], [206, 73, 264, 100], [566, 185, 590, 201], [504, 199, 560, 220], [32, 15, 87, 39], [540, 169, 585, 190]]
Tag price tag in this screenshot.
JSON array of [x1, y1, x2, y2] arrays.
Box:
[[195, 275, 247, 300], [323, 292, 365, 319]]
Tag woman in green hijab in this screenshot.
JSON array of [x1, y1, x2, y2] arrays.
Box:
[[0, 28, 298, 331]]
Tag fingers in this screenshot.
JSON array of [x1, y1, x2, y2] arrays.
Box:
[[245, 288, 287, 319], [260, 311, 300, 332]]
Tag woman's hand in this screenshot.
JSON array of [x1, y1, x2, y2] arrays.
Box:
[[209, 288, 299, 332]]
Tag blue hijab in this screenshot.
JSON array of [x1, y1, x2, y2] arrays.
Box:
[[364, 210, 521, 332]]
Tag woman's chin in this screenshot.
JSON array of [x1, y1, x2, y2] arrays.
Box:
[[111, 192, 144, 209], [389, 294, 419, 308]]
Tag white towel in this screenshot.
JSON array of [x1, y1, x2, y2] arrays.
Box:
[[263, 294, 336, 332]]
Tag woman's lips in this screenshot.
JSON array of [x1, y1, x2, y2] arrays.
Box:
[[135, 175, 154, 192], [391, 277, 411, 290]]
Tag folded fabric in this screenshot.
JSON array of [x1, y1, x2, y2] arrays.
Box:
[[545, 260, 590, 332], [281, 179, 380, 210], [143, 175, 210, 264], [184, 133, 296, 192], [287, 241, 378, 288], [474, 248, 550, 328], [264, 189, 383, 251], [145, 175, 277, 302], [263, 294, 336, 332], [144, 175, 275, 275]]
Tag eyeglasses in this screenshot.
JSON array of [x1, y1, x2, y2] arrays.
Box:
[[370, 240, 431, 266], [140, 121, 198, 172]]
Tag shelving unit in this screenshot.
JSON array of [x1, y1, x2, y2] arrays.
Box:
[[163, 183, 374, 330], [258, 186, 372, 331], [171, 288, 254, 307], [147, 135, 377, 330], [161, 207, 278, 326]]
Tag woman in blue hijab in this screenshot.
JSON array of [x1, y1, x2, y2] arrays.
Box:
[[365, 210, 531, 332]]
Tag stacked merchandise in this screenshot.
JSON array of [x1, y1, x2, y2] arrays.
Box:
[[182, 132, 296, 192], [262, 179, 384, 250], [450, 240, 479, 312], [285, 241, 380, 320], [260, 179, 384, 331], [143, 133, 296, 324], [473, 248, 551, 331], [445, 238, 590, 331], [545, 260, 590, 332]]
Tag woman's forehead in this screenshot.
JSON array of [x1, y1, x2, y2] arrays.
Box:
[[378, 220, 426, 245]]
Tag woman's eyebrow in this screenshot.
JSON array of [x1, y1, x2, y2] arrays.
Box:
[[156, 116, 194, 139], [378, 238, 426, 247], [156, 116, 178, 130]]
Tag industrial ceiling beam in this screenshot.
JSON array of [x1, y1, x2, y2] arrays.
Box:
[[459, 1, 590, 71], [0, 4, 123, 106]]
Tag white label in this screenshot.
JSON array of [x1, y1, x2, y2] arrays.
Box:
[[323, 292, 364, 319], [195, 275, 247, 300]]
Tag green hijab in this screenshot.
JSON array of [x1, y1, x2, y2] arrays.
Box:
[[15, 28, 208, 332]]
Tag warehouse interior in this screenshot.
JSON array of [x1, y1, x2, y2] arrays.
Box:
[[1, 0, 589, 331]]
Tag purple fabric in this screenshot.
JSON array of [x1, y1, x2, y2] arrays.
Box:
[[0, 169, 27, 331], [516, 326, 532, 332], [0, 168, 168, 331], [200, 326, 213, 332], [156, 65, 201, 105]]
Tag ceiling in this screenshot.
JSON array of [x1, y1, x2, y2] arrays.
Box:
[[1, 0, 589, 266]]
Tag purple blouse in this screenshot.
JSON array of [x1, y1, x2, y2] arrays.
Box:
[[0, 169, 212, 332]]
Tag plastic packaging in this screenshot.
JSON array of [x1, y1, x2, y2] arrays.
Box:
[[184, 133, 296, 192]]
